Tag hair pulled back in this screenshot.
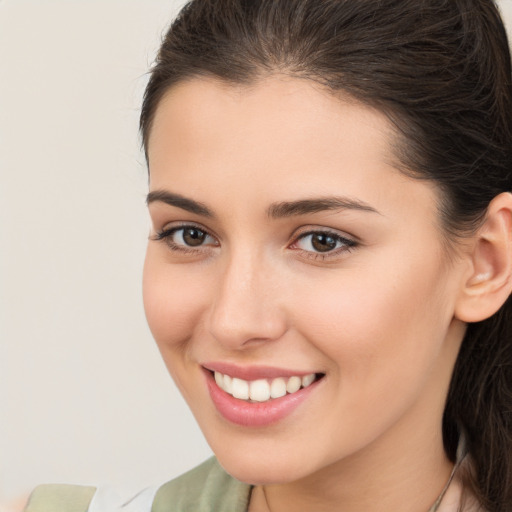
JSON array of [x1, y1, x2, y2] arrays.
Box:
[[141, 1, 512, 509]]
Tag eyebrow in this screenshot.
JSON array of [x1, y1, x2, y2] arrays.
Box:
[[146, 190, 380, 219], [146, 190, 213, 217], [267, 197, 380, 218]]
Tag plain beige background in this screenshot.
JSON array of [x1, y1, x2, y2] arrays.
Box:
[[1, 0, 512, 502]]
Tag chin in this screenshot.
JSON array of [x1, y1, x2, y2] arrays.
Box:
[[211, 441, 319, 485], [219, 459, 299, 486]]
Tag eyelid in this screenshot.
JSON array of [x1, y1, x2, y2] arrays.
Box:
[[288, 226, 358, 259], [152, 220, 217, 239], [151, 222, 220, 253], [150, 221, 358, 260], [290, 225, 358, 243]]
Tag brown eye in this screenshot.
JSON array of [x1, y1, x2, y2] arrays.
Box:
[[155, 225, 217, 250], [293, 231, 357, 255], [311, 233, 338, 252], [182, 227, 207, 246]]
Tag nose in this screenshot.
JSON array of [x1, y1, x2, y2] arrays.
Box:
[[207, 249, 288, 349]]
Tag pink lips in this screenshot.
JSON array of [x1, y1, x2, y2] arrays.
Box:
[[204, 362, 316, 380], [203, 364, 322, 427]]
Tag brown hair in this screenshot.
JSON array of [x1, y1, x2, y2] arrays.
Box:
[[140, 1, 512, 509]]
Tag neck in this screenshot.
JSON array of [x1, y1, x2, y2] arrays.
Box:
[[250, 416, 454, 512]]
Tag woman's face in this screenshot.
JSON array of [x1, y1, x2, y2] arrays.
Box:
[[143, 76, 468, 485]]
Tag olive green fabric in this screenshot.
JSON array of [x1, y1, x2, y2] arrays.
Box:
[[19, 455, 465, 511], [152, 457, 252, 512], [24, 484, 96, 512], [22, 458, 251, 511]]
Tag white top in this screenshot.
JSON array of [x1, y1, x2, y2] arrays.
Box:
[[87, 485, 158, 512]]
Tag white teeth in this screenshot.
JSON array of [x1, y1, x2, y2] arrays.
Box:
[[249, 379, 270, 402], [286, 376, 302, 394], [215, 371, 224, 387], [232, 378, 249, 399], [213, 371, 318, 402], [223, 374, 233, 394], [302, 374, 315, 388], [270, 377, 287, 398]]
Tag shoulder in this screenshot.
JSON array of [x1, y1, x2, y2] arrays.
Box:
[[152, 457, 252, 512], [23, 484, 157, 512], [22, 458, 251, 512], [24, 484, 96, 512]]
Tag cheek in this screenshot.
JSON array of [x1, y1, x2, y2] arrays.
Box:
[[142, 247, 208, 354], [291, 255, 454, 389], [284, 259, 456, 450]]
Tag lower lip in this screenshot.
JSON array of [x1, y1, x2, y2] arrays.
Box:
[[204, 370, 322, 427]]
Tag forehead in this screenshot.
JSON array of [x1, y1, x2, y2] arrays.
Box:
[[147, 76, 440, 228], [147, 75, 397, 170]]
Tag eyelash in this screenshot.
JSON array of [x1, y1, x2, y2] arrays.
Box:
[[152, 224, 218, 254], [289, 230, 358, 260], [153, 224, 358, 260]]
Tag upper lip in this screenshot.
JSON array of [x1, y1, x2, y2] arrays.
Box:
[[202, 362, 321, 381]]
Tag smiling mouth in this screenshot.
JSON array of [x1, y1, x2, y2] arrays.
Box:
[[212, 370, 325, 403]]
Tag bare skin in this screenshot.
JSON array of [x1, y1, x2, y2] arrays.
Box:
[[0, 496, 28, 512], [143, 76, 512, 512]]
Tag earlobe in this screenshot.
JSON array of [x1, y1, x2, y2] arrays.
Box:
[[455, 192, 512, 323]]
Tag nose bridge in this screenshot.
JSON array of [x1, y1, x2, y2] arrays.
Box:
[[208, 245, 286, 348]]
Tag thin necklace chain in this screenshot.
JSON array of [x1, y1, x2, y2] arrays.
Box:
[[259, 461, 460, 512], [428, 460, 461, 512]]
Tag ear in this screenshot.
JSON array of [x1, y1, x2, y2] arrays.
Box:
[[455, 192, 512, 323]]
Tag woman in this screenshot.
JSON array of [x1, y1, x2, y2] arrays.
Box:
[[25, 0, 512, 511]]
